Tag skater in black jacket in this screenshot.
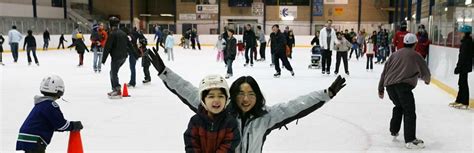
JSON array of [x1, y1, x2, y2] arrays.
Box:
[[102, 17, 139, 98], [450, 25, 473, 109]]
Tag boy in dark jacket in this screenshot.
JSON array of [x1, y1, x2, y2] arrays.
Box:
[[57, 34, 67, 49], [102, 16, 138, 98], [270, 24, 294, 78], [450, 25, 473, 109], [243, 24, 257, 66], [23, 30, 39, 66], [224, 29, 237, 79], [184, 74, 240, 153], [16, 74, 83, 153], [140, 38, 152, 84]]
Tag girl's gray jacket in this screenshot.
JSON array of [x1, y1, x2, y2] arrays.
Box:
[[158, 67, 332, 153]]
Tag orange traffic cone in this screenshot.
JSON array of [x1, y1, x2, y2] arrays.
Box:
[[67, 131, 83, 153], [122, 83, 130, 97]]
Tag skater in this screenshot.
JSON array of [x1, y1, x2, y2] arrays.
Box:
[[23, 30, 40, 66], [334, 32, 352, 75], [67, 26, 79, 48], [16, 74, 83, 153], [42, 28, 50, 50], [224, 29, 237, 79], [287, 30, 295, 59], [102, 16, 138, 98], [270, 24, 294, 77], [415, 24, 430, 59], [91, 23, 108, 73], [311, 31, 320, 46], [191, 29, 197, 50], [378, 33, 431, 149], [375, 26, 388, 64], [365, 38, 375, 71], [215, 35, 226, 62], [243, 24, 257, 66], [0, 33, 4, 65], [257, 25, 266, 61], [8, 25, 22, 63], [125, 27, 138, 88], [236, 40, 245, 57], [393, 21, 409, 51], [154, 25, 162, 51], [57, 34, 67, 49], [319, 20, 337, 74], [140, 38, 152, 84], [449, 25, 473, 109], [146, 49, 346, 153], [165, 31, 175, 61], [74, 32, 89, 67], [184, 74, 240, 152]]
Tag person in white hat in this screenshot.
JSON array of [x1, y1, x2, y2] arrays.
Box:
[[378, 33, 431, 149]]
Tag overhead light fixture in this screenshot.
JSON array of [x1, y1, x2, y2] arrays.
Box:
[[445, 7, 448, 12], [466, 0, 472, 5], [139, 14, 152, 17], [160, 14, 174, 17]]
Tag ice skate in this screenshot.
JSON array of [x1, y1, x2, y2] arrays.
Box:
[[107, 88, 122, 99], [273, 72, 281, 78], [225, 73, 232, 79], [405, 139, 425, 149], [290, 71, 295, 76], [391, 133, 399, 142], [448, 102, 459, 107], [142, 80, 151, 84], [452, 103, 468, 109], [0, 62, 4, 66]]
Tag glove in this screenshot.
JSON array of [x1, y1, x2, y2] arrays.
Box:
[[328, 75, 346, 98], [147, 47, 166, 75], [70, 121, 83, 131], [454, 67, 460, 74]]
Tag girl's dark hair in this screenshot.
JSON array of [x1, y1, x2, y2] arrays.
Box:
[[229, 76, 267, 117], [201, 88, 228, 102], [27, 30, 32, 35]]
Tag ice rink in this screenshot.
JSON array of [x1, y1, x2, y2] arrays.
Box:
[[1, 46, 472, 153]]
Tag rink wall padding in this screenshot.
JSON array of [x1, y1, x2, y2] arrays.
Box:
[[429, 45, 474, 108]]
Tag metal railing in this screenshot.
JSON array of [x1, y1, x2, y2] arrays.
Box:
[[0, 17, 89, 35]]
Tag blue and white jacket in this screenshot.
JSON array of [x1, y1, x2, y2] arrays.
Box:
[[16, 96, 73, 151]]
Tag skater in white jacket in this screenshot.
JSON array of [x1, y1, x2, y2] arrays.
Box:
[[165, 31, 175, 61]]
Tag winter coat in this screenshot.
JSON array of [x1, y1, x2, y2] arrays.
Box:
[[224, 37, 237, 61], [102, 28, 137, 63], [184, 106, 240, 153], [334, 38, 352, 52], [165, 35, 175, 49], [75, 39, 89, 54], [243, 29, 257, 48], [378, 47, 431, 92], [215, 39, 226, 51], [270, 30, 287, 54], [23, 35, 37, 48], [0, 35, 5, 52], [287, 35, 295, 47], [366, 42, 375, 55], [455, 36, 473, 74], [318, 27, 337, 51], [158, 67, 332, 153], [16, 96, 75, 151], [415, 32, 431, 58], [99, 29, 108, 47], [392, 30, 409, 50], [43, 31, 50, 41], [311, 35, 320, 46], [8, 29, 23, 44]]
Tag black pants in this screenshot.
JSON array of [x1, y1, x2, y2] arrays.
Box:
[[27, 47, 39, 64], [335, 52, 348, 73], [143, 60, 151, 81], [456, 73, 470, 105], [58, 41, 65, 49], [110, 58, 127, 90], [386, 83, 417, 143], [366, 54, 374, 69], [245, 46, 256, 64], [259, 42, 266, 59], [321, 49, 332, 72], [349, 46, 359, 59], [288, 46, 293, 59], [274, 52, 293, 73], [191, 38, 196, 49]]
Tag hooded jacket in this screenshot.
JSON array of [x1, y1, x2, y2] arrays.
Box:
[[184, 106, 240, 153], [16, 96, 74, 151], [159, 67, 332, 153], [455, 36, 473, 74]]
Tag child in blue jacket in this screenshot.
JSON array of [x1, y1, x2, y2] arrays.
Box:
[[16, 75, 83, 153]]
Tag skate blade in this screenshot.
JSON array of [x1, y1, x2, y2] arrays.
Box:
[[108, 95, 123, 99]]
